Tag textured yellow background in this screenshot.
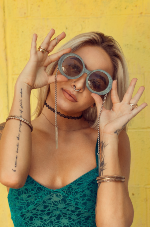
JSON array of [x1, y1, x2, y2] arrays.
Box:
[[0, 0, 149, 226]]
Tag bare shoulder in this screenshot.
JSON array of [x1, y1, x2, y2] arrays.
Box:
[[0, 122, 6, 140], [118, 130, 131, 183]]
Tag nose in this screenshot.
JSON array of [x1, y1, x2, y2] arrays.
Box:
[[71, 73, 87, 92]]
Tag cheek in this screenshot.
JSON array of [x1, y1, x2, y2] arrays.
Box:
[[82, 90, 95, 107], [49, 81, 66, 101]]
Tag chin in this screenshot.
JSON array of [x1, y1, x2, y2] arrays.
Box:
[[56, 99, 80, 115]]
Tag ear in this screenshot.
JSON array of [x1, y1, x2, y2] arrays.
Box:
[[91, 103, 96, 108]]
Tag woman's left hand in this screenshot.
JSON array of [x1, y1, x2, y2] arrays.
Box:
[[91, 78, 147, 137]]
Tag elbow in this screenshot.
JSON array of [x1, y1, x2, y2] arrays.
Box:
[[96, 206, 134, 227], [126, 203, 134, 227], [0, 172, 25, 189], [96, 217, 133, 227]]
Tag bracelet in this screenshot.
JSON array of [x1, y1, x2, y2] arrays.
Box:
[[96, 175, 125, 184], [6, 115, 33, 132]]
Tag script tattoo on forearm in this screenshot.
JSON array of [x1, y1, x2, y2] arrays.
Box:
[[114, 119, 130, 135], [99, 141, 108, 176], [12, 88, 23, 172]]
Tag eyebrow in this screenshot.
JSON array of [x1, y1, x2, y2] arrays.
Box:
[[70, 57, 88, 68]]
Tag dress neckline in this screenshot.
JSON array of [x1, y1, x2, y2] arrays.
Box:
[[28, 166, 98, 192]]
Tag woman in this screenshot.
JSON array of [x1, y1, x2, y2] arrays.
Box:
[[0, 29, 147, 226]]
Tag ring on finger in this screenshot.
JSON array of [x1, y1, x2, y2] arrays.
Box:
[[55, 37, 58, 45], [46, 37, 59, 53], [38, 46, 49, 53], [130, 103, 138, 110]]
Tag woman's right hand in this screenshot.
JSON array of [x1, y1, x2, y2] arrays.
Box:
[[16, 29, 71, 90]]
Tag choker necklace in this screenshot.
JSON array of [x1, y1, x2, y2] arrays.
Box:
[[44, 101, 83, 120]]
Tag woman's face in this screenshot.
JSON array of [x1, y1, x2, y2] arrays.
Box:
[[49, 45, 114, 116]]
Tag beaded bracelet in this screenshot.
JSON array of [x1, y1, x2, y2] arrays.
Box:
[[6, 115, 33, 132]]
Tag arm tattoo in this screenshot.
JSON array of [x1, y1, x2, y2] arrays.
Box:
[[12, 88, 23, 172], [99, 141, 108, 176], [114, 119, 129, 135], [0, 122, 6, 140]]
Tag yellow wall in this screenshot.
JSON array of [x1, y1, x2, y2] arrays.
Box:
[[0, 0, 149, 226]]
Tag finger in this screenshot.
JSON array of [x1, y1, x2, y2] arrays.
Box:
[[111, 80, 120, 104], [48, 74, 68, 84], [40, 29, 55, 49], [122, 78, 137, 103], [30, 34, 37, 56], [44, 48, 72, 66], [129, 86, 145, 104], [47, 31, 66, 53], [131, 102, 147, 117]]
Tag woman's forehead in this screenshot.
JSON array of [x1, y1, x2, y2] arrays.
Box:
[[74, 45, 114, 77]]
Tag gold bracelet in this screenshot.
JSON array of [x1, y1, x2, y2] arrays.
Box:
[[97, 178, 125, 183], [6, 115, 33, 132], [96, 175, 125, 180], [96, 175, 125, 184]]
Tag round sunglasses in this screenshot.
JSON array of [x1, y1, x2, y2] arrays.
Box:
[[58, 53, 113, 95]]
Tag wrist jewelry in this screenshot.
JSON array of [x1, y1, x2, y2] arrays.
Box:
[[6, 115, 33, 132], [96, 175, 125, 184]]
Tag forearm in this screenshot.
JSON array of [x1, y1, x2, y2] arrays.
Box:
[[0, 81, 32, 188], [95, 135, 133, 227]]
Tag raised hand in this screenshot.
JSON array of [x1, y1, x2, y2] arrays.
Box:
[[91, 78, 147, 137], [16, 29, 71, 89]]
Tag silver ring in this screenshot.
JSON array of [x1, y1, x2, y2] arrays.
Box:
[[55, 37, 58, 45], [73, 85, 80, 92]]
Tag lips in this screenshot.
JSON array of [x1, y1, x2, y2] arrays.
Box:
[[62, 89, 77, 102]]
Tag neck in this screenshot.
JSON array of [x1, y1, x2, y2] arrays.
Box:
[[41, 100, 90, 132]]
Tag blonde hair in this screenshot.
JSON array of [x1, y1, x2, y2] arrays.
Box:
[[32, 32, 129, 129]]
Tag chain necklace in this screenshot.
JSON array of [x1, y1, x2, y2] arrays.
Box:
[[41, 112, 88, 132]]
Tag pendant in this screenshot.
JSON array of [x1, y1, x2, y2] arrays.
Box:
[[55, 125, 58, 149]]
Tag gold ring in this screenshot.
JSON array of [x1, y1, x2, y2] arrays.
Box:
[[130, 103, 138, 110], [38, 46, 49, 53]]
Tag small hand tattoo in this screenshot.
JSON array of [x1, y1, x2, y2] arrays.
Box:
[[114, 119, 130, 135]]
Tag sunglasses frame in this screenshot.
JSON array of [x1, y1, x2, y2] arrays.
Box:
[[58, 53, 113, 95]]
